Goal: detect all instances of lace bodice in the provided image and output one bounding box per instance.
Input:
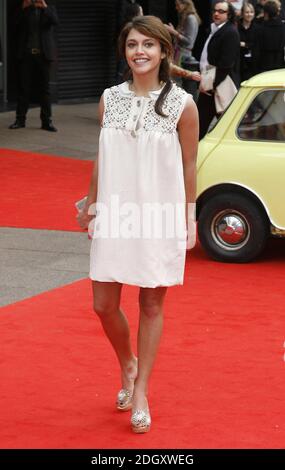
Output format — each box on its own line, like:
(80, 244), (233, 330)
(102, 81), (188, 135)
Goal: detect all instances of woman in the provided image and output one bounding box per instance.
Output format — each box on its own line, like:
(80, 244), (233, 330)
(165, 0), (201, 67)
(77, 15), (198, 434)
(238, 2), (259, 81)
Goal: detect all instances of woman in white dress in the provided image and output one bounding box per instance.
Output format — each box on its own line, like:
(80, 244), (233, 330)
(77, 15), (199, 434)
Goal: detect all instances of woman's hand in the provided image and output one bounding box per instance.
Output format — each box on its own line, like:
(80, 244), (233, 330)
(164, 23), (177, 36)
(191, 71), (201, 82)
(76, 210), (94, 230)
(187, 220), (196, 250)
(186, 203), (196, 250)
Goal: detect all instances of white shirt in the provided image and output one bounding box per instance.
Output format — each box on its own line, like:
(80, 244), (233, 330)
(199, 22), (227, 72)
(231, 1), (244, 10)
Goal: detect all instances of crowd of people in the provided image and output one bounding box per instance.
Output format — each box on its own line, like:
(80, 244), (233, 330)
(118, 1), (284, 138)
(236, 0), (285, 80)
(5, 0), (285, 134)
(193, 0), (285, 138)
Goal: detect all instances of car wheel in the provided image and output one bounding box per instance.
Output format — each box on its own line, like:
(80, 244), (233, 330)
(198, 193), (269, 262)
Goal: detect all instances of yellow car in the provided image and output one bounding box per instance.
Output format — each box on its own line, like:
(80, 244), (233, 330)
(197, 69), (285, 262)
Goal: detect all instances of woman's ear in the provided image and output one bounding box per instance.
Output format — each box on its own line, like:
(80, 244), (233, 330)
(161, 52), (166, 59)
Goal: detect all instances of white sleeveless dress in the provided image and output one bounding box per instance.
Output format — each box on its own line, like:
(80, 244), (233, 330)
(89, 81), (190, 288)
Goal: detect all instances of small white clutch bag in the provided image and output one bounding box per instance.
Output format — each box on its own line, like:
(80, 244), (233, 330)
(75, 196), (88, 212)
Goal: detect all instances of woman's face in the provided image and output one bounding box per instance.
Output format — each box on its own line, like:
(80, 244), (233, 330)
(243, 6), (255, 22)
(125, 28), (165, 77)
(175, 1), (186, 14)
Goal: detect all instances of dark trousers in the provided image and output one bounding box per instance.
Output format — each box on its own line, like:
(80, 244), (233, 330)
(16, 52), (52, 124)
(197, 91), (217, 140)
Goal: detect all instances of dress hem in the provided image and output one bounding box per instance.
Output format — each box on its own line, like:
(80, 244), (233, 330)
(89, 275), (184, 288)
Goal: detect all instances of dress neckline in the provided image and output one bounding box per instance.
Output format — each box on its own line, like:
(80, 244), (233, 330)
(118, 81), (165, 99)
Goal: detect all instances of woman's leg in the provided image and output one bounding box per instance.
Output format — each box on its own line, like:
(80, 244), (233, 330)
(132, 286), (168, 411)
(92, 281), (137, 394)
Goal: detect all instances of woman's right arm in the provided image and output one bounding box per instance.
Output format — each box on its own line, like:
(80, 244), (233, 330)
(76, 94), (104, 229)
(170, 63), (201, 81)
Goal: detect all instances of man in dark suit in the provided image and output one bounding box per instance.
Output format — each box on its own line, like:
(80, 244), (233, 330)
(281, 0), (285, 20)
(255, 1), (285, 72)
(197, 1), (240, 139)
(9, 0), (59, 132)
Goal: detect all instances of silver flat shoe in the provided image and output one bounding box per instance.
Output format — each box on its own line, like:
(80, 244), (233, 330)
(131, 408), (151, 433)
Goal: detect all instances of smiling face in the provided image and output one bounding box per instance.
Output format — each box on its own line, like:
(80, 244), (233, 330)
(125, 28), (165, 77)
(242, 4), (255, 22)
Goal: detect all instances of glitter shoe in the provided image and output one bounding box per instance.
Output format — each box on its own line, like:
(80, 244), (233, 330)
(131, 408), (151, 433)
(116, 358), (137, 411)
(116, 388), (133, 411)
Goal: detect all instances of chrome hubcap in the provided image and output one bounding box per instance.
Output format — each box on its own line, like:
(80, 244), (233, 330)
(211, 210), (250, 251)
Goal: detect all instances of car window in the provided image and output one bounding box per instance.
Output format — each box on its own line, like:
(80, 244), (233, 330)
(237, 90), (285, 142)
(206, 92), (240, 134)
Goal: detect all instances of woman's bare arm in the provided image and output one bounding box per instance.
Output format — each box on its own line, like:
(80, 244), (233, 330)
(177, 96), (199, 247)
(76, 95), (104, 229)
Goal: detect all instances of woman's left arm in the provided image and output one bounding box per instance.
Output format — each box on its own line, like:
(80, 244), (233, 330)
(177, 96), (199, 248)
(179, 15), (198, 50)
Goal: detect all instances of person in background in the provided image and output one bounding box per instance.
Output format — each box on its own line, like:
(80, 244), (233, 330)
(255, 0), (285, 71)
(254, 0), (267, 21)
(165, 1), (201, 97)
(116, 1), (143, 83)
(254, 0), (282, 20)
(281, 0), (285, 19)
(228, 0), (244, 16)
(238, 2), (259, 81)
(118, 0), (143, 33)
(9, 0), (59, 132)
(165, 0), (201, 67)
(197, 1), (240, 139)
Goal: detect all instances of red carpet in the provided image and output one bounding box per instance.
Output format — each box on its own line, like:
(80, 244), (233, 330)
(1, 243), (285, 449)
(0, 149), (92, 231)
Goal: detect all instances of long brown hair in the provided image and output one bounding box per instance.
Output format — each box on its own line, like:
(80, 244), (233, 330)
(177, 0), (201, 28)
(118, 15), (173, 117)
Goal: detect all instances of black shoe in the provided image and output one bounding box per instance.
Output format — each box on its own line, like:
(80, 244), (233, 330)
(41, 122), (58, 132)
(9, 120), (25, 129)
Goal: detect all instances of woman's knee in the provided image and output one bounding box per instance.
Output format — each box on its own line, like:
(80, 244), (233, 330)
(139, 287), (167, 319)
(93, 299), (118, 318)
(92, 281), (122, 318)
(139, 298), (163, 319)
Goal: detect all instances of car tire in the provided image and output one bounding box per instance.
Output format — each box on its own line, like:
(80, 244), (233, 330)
(198, 193), (269, 262)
